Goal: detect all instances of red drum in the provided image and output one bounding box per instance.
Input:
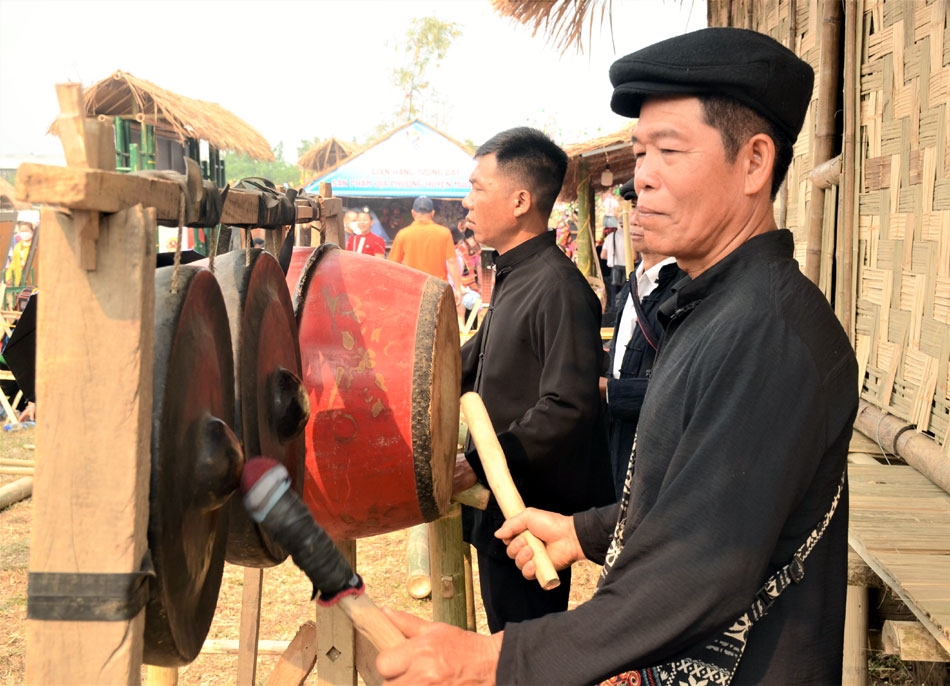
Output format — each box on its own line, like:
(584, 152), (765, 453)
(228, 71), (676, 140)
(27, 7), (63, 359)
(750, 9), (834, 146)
(286, 244), (460, 540)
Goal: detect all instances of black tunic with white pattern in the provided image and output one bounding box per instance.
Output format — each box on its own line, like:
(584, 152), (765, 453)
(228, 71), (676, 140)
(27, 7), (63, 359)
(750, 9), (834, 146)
(499, 230), (858, 685)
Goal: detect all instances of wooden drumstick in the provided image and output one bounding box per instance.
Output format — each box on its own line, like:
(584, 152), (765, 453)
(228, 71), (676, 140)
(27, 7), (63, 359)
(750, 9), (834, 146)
(459, 392), (561, 590)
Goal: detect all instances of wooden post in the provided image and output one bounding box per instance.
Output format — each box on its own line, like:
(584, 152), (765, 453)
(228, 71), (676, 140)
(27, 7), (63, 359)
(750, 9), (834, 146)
(317, 539), (358, 686)
(428, 505), (468, 629)
(146, 666), (179, 685)
(24, 85), (155, 684)
(237, 567), (265, 685)
(319, 183), (345, 248)
(843, 585), (868, 685)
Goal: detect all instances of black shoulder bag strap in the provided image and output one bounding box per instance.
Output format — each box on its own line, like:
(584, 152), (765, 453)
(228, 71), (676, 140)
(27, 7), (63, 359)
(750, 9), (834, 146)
(630, 275), (659, 351)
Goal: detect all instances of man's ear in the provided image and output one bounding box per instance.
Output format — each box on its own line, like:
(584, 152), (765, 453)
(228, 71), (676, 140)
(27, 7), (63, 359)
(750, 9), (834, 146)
(512, 189), (532, 218)
(744, 133), (775, 196)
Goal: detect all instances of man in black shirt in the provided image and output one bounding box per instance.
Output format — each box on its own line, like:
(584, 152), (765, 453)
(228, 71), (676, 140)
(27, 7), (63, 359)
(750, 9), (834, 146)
(378, 29), (856, 685)
(451, 127), (613, 633)
(602, 180), (684, 498)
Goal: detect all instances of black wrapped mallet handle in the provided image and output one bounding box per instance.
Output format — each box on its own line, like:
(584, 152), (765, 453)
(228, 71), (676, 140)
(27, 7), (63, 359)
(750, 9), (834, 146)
(241, 456), (405, 650)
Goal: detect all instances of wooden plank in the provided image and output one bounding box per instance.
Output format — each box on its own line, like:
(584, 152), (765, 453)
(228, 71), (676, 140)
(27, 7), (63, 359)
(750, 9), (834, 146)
(882, 620), (950, 661)
(848, 462), (950, 654)
(15, 163), (182, 217)
(219, 188), (261, 225)
(265, 621), (317, 686)
(15, 164), (318, 228)
(24, 204), (155, 683)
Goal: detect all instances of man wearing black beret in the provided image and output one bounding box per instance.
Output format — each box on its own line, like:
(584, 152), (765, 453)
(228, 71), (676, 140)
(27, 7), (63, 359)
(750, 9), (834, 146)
(377, 27), (858, 685)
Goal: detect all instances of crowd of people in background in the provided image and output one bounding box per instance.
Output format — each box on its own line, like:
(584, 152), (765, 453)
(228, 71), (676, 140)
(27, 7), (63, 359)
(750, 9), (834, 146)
(341, 188), (626, 332)
(1, 214), (39, 428)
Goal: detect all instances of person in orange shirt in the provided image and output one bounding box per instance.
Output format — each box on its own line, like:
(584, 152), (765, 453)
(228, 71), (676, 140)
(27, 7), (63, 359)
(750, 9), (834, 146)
(388, 196), (461, 305)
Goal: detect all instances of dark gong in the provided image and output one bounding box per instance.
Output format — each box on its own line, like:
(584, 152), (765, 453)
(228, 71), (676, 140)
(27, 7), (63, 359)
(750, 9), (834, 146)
(211, 249), (309, 567)
(143, 265), (243, 666)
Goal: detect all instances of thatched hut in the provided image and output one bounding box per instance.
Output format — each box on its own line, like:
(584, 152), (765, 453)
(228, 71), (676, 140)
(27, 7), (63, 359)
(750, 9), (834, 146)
(49, 70), (273, 184)
(297, 138), (355, 176)
(560, 122), (636, 203)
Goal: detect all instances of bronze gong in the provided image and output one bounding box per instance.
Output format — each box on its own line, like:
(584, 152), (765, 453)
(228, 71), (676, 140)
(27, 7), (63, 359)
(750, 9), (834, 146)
(214, 249), (309, 567)
(143, 265), (243, 666)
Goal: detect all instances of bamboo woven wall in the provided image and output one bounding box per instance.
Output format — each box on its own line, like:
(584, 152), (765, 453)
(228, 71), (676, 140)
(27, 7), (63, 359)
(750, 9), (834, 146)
(710, 0), (950, 449)
(853, 0), (949, 448)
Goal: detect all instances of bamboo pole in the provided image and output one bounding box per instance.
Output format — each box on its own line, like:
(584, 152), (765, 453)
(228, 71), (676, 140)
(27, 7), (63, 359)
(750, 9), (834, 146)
(775, 0), (798, 231)
(463, 545), (476, 632)
(406, 524), (432, 599)
(803, 0), (843, 285)
(853, 400), (950, 494)
(0, 476), (32, 511)
(0, 466), (33, 476)
(811, 156), (842, 189)
(0, 457), (36, 466)
(204, 639), (291, 656)
(839, 0), (859, 339)
(428, 505), (468, 629)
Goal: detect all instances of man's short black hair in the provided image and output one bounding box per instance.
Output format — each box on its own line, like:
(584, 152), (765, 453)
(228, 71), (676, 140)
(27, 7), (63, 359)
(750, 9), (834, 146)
(475, 127), (567, 218)
(698, 94), (793, 200)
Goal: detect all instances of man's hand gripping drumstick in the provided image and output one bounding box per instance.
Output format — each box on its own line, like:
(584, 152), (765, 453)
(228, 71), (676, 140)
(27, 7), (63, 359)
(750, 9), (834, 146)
(459, 392), (563, 590)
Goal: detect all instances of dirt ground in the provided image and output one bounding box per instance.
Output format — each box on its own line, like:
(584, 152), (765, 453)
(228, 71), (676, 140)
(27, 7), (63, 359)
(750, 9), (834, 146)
(0, 425), (601, 684)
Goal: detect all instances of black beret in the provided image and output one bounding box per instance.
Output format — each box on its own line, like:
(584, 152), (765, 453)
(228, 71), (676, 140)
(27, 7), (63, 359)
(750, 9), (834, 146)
(618, 177), (637, 202)
(609, 27), (814, 143)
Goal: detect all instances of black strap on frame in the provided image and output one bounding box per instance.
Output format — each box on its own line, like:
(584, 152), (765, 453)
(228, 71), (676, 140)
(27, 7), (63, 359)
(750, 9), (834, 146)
(27, 553), (155, 622)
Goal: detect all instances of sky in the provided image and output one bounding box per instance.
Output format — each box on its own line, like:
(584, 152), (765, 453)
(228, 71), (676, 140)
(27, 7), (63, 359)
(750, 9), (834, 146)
(0, 0), (706, 164)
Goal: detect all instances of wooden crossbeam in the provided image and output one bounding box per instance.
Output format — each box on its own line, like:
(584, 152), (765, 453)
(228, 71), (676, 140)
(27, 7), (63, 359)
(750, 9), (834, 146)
(15, 163), (329, 227)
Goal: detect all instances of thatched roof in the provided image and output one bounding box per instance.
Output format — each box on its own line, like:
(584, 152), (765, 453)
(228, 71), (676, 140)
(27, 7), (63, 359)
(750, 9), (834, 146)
(0, 177), (31, 211)
(491, 0), (615, 54)
(560, 121), (636, 202)
(297, 138), (355, 173)
(49, 70), (273, 161)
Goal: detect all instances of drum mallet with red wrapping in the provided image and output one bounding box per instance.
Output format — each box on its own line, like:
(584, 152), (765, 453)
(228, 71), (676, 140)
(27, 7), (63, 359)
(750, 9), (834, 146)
(240, 456), (405, 650)
(459, 392), (561, 590)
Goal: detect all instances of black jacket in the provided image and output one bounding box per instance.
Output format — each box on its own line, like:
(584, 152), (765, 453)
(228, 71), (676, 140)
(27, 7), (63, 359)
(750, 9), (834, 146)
(605, 261), (685, 498)
(499, 230), (857, 685)
(461, 231), (614, 558)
